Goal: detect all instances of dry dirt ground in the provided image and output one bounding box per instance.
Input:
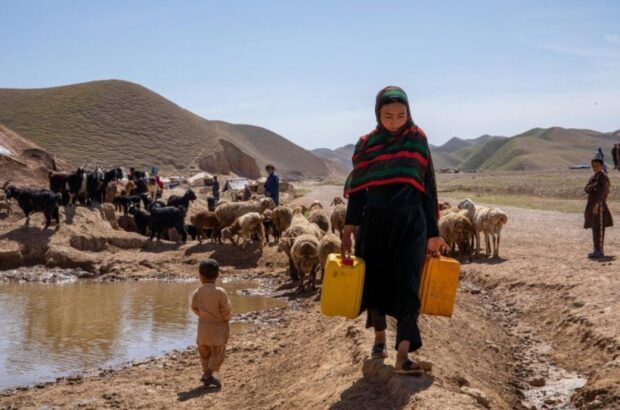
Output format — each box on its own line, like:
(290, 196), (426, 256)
(0, 183), (618, 409)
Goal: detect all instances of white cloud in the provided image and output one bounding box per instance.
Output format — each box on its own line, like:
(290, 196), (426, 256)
(606, 34), (620, 45)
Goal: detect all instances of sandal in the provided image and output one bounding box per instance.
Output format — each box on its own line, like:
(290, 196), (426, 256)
(201, 376), (222, 388)
(371, 343), (388, 359)
(395, 359), (423, 375)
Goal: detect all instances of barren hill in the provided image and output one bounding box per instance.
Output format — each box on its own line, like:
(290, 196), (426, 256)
(0, 124), (73, 187)
(311, 144), (354, 172)
(0, 80), (330, 179)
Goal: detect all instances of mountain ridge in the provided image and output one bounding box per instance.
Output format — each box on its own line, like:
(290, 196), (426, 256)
(0, 80), (332, 179)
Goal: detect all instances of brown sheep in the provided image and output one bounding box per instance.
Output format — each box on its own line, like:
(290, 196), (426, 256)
(278, 213), (323, 281)
(190, 211), (222, 243)
(262, 208), (274, 243)
(124, 180), (137, 195)
(222, 212), (265, 251)
(271, 205), (293, 242)
(291, 234), (320, 292)
(215, 200), (272, 228)
(309, 200), (323, 211)
(439, 208), (475, 261)
(293, 205), (308, 215)
(330, 197), (345, 206)
(330, 204), (346, 238)
(318, 232), (341, 281)
(308, 208), (329, 233)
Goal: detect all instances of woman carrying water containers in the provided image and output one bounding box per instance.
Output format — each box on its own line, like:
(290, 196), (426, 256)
(339, 86), (449, 375)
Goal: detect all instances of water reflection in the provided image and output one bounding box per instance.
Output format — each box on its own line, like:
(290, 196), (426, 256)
(0, 279), (284, 390)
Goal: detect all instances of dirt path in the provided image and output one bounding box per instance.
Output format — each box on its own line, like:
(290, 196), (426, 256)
(1, 185), (619, 409)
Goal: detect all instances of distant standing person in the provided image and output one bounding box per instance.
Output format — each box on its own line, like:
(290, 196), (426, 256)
(612, 144), (619, 170)
(594, 148), (608, 173)
(212, 176), (220, 202)
(264, 164), (280, 206)
(584, 158), (613, 258)
(191, 259), (232, 388)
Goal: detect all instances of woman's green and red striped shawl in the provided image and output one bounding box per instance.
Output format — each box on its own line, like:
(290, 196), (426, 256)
(343, 125), (432, 198)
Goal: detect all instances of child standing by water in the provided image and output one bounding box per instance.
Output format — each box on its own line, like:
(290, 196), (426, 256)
(191, 259), (232, 388)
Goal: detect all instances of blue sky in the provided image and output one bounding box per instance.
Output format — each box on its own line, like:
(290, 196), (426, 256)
(1, 1), (619, 149)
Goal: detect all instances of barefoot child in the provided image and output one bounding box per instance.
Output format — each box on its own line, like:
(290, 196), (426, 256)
(191, 259), (232, 387)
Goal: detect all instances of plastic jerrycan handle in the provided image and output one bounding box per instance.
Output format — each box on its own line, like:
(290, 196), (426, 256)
(342, 253), (354, 266)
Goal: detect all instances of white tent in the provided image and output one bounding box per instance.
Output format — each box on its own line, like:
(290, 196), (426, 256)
(188, 171), (213, 187)
(0, 145), (12, 156)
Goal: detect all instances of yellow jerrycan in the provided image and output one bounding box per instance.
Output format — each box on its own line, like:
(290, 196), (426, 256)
(320, 254), (365, 319)
(419, 255), (461, 317)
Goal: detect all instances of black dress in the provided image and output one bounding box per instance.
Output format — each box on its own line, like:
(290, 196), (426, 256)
(345, 175), (439, 352)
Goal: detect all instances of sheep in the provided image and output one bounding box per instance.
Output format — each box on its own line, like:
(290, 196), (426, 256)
(308, 207), (330, 233)
(438, 201), (452, 211)
(214, 200), (273, 228)
(293, 205), (308, 215)
(0, 200), (12, 215)
(167, 189), (197, 209)
(262, 208), (274, 243)
(439, 208), (475, 261)
(458, 198), (508, 258)
(190, 211), (222, 243)
(221, 212), (265, 251)
(330, 204), (346, 238)
(291, 234), (320, 292)
(259, 197), (276, 212)
(318, 232), (341, 281)
(309, 200), (323, 211)
(148, 206), (187, 242)
(99, 203), (119, 230)
(128, 205), (150, 235)
(105, 181), (122, 203)
(4, 184), (61, 229)
(271, 205), (293, 242)
(278, 212), (324, 281)
(124, 180), (137, 196)
(330, 197), (345, 206)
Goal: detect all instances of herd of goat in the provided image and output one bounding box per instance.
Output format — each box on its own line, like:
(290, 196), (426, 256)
(0, 165), (508, 292)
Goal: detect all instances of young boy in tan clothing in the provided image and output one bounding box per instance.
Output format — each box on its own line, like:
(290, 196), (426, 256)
(191, 259), (232, 388)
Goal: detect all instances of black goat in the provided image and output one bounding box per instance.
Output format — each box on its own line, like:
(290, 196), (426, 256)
(128, 205), (150, 235)
(86, 168), (104, 204)
(112, 195), (141, 216)
(148, 205), (187, 242)
(67, 167), (88, 205)
(5, 184), (61, 229)
(135, 178), (148, 195)
(167, 189), (197, 209)
(97, 167), (124, 203)
(147, 200), (167, 212)
(49, 167), (86, 206)
(140, 193), (153, 209)
(185, 224), (199, 241)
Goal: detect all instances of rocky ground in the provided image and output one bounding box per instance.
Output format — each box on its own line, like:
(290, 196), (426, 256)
(0, 183), (618, 409)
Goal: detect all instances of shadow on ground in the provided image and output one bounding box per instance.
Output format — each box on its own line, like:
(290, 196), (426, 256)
(329, 359), (433, 409)
(176, 384), (221, 402)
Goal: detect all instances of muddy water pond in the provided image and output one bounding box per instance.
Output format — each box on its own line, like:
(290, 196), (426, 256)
(0, 279), (285, 390)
